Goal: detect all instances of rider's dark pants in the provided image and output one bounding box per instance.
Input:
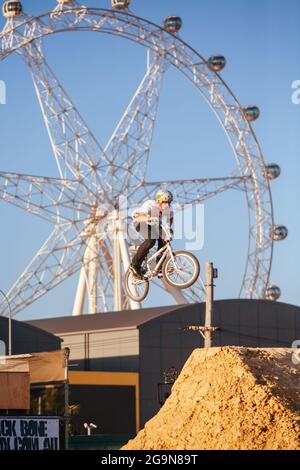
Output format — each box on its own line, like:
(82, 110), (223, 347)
(131, 222), (165, 269)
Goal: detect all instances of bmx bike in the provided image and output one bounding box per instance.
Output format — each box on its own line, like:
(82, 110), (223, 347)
(124, 221), (200, 302)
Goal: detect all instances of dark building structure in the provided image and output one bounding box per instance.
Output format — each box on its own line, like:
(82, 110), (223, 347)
(27, 299), (300, 431)
(0, 316), (61, 355)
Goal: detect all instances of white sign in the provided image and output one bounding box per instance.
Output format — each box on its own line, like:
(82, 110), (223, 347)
(0, 418), (60, 451)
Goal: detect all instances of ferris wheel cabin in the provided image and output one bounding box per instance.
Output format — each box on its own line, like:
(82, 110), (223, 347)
(271, 225), (288, 241)
(2, 1), (23, 18)
(265, 285), (281, 301)
(111, 0), (131, 9)
(264, 163), (281, 180)
(208, 55), (226, 72)
(243, 105), (260, 122)
(164, 16), (183, 33)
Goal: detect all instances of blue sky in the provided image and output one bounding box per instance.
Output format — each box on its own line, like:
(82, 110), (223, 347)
(0, 0), (299, 319)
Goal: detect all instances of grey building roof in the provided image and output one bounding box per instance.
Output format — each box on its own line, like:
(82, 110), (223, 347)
(26, 299), (300, 337)
(26, 304), (188, 334)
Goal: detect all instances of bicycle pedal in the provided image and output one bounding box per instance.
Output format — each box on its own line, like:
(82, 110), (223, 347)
(129, 266), (143, 279)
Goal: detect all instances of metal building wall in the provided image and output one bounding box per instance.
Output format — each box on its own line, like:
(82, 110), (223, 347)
(59, 328), (139, 372)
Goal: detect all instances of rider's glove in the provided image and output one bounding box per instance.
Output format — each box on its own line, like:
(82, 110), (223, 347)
(148, 216), (160, 226)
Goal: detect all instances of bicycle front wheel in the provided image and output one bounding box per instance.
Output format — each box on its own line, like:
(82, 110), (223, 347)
(162, 251), (200, 289)
(125, 269), (149, 302)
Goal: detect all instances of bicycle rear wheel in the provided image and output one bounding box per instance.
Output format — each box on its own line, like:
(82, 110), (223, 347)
(125, 268), (149, 302)
(162, 251), (200, 289)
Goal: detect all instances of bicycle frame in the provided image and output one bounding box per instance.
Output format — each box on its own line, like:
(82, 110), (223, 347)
(143, 223), (176, 280)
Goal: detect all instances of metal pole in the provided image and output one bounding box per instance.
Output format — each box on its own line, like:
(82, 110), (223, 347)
(204, 262), (214, 348)
(113, 211), (122, 311)
(0, 289), (12, 355)
(64, 347), (70, 450)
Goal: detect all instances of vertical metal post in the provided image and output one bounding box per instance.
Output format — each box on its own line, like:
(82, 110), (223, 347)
(113, 211), (122, 311)
(38, 396), (42, 416)
(204, 262), (214, 348)
(8, 305), (11, 356)
(0, 289), (12, 355)
(64, 348), (70, 451)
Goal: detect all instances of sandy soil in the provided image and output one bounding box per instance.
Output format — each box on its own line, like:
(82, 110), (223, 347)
(122, 347), (300, 450)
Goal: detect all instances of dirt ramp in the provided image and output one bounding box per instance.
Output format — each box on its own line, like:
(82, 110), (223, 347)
(123, 347), (300, 450)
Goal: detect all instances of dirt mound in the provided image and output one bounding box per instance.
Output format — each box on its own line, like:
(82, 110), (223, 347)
(123, 347), (300, 450)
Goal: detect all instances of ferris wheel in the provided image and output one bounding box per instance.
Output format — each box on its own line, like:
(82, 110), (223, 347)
(0, 0), (288, 317)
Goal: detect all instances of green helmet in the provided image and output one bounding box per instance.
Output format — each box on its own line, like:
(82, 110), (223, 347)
(155, 189), (173, 203)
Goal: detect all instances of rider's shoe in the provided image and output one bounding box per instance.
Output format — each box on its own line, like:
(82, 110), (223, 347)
(129, 265), (143, 280)
(157, 271), (163, 279)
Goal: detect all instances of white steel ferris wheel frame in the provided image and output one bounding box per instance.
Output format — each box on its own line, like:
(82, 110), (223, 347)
(0, 3), (274, 317)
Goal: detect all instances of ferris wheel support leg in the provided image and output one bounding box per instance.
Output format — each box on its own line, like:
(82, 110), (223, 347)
(88, 235), (98, 314)
(161, 278), (189, 305)
(118, 224), (141, 310)
(73, 238), (96, 316)
(113, 216), (122, 312)
(72, 265), (87, 316)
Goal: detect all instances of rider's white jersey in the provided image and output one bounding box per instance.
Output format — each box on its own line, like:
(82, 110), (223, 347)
(132, 199), (173, 229)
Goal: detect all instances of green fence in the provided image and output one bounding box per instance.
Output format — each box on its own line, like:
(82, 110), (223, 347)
(69, 434), (134, 450)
